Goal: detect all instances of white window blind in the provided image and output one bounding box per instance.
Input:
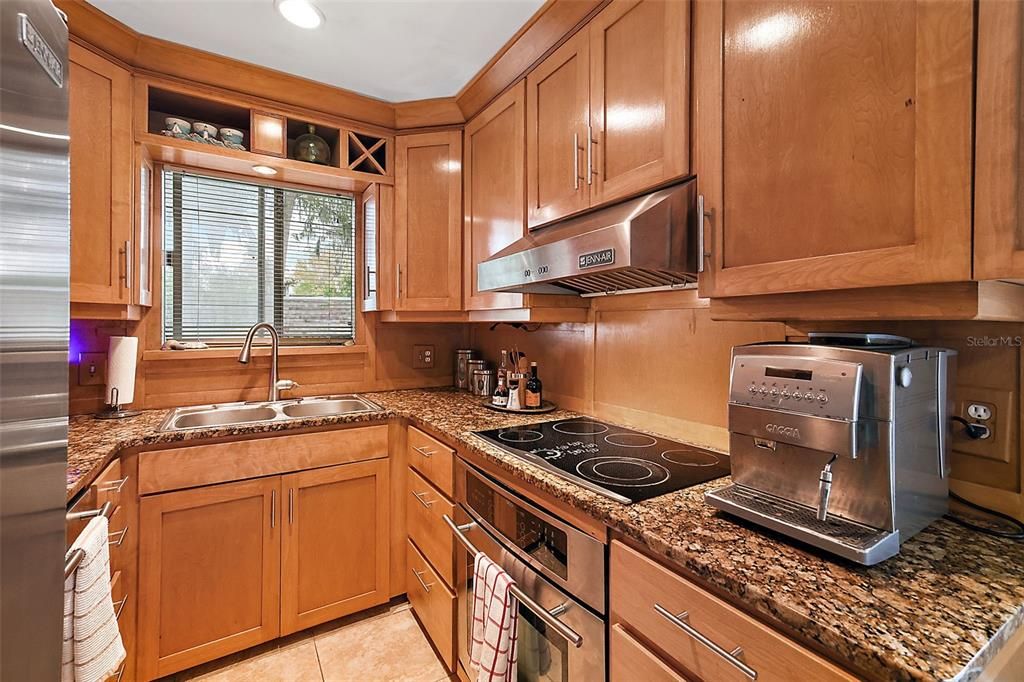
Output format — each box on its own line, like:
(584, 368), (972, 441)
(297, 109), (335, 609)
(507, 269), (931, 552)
(162, 170), (356, 344)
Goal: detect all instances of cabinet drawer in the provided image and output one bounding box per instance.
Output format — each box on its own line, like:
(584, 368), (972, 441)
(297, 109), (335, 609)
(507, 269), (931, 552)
(406, 467), (455, 587)
(407, 539), (455, 670)
(407, 426), (455, 496)
(611, 623), (691, 682)
(610, 542), (856, 682)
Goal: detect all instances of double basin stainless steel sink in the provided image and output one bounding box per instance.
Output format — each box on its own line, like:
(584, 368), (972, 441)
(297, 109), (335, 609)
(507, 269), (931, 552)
(158, 394), (382, 432)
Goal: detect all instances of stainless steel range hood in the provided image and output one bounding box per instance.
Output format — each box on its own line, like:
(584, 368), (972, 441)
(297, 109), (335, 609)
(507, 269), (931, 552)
(477, 179), (698, 296)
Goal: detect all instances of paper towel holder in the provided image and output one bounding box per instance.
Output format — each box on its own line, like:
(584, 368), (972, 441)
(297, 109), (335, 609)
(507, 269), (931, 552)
(95, 336), (142, 420)
(95, 386), (141, 420)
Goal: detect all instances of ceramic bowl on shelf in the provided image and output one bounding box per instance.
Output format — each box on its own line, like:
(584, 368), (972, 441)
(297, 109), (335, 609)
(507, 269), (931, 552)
(219, 128), (243, 145)
(192, 121), (218, 140)
(164, 117), (191, 135)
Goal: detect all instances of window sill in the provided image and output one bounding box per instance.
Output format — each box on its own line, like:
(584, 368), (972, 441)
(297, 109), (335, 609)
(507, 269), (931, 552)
(142, 345), (369, 362)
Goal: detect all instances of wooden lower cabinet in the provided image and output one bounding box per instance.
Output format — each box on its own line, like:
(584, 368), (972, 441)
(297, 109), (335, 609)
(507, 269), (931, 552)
(138, 477), (280, 680)
(610, 541), (856, 682)
(281, 460), (390, 635)
(138, 459), (391, 680)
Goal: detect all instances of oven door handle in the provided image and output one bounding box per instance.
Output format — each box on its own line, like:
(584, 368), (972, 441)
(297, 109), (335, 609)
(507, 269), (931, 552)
(443, 514), (584, 649)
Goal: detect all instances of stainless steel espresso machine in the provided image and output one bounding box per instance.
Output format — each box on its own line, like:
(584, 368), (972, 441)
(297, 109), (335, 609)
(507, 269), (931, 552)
(706, 333), (956, 565)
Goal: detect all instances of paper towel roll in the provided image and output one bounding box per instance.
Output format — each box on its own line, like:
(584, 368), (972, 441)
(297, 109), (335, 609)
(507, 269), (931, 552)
(106, 337), (138, 406)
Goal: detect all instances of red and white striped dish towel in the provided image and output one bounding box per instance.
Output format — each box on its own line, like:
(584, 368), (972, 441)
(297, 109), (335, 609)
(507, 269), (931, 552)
(62, 516), (126, 682)
(470, 552), (519, 682)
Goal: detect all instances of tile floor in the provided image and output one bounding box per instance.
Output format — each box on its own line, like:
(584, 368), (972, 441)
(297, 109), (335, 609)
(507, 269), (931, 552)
(161, 601), (453, 682)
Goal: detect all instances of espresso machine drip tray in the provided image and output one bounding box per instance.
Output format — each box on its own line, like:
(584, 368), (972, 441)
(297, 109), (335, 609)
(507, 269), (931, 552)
(706, 483), (901, 565)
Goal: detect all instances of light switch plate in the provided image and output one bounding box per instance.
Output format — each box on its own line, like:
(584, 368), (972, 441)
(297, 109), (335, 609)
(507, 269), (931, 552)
(413, 345), (434, 369)
(78, 352), (106, 386)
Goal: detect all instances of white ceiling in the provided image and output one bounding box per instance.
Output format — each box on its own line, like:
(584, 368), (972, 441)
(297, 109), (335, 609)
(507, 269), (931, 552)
(90, 0), (545, 102)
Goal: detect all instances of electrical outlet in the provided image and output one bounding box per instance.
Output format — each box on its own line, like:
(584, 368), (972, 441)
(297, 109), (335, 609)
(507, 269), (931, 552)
(953, 388), (1011, 463)
(78, 352), (106, 386)
(967, 403), (993, 421)
(413, 344), (434, 369)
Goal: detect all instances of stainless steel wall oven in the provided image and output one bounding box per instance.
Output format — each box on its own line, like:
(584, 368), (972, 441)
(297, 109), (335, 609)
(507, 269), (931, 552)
(447, 460), (606, 682)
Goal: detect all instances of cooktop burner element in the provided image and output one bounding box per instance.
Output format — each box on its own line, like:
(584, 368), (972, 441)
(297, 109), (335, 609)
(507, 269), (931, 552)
(661, 448), (722, 467)
(474, 417), (730, 504)
(497, 429), (544, 443)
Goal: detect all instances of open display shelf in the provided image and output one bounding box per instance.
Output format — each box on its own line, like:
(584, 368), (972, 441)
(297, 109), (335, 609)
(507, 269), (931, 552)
(141, 83), (393, 189)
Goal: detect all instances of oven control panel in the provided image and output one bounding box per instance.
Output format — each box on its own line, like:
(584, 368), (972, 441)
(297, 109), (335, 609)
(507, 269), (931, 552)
(730, 354), (863, 421)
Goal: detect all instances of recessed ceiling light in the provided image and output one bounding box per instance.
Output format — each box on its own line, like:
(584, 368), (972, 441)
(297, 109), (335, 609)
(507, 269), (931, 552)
(275, 0), (324, 29)
(252, 165), (278, 176)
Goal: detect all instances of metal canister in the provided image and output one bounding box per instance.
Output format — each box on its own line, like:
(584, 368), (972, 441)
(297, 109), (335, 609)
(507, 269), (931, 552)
(472, 369), (496, 397)
(455, 349), (477, 390)
(465, 360), (487, 393)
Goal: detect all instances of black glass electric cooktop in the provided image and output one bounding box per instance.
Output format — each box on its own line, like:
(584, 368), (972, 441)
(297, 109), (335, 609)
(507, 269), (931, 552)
(473, 417), (730, 504)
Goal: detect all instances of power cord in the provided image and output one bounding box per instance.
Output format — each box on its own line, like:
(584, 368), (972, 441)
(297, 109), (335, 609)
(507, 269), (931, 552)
(942, 416), (1023, 539)
(950, 415), (990, 440)
(945, 491), (1024, 540)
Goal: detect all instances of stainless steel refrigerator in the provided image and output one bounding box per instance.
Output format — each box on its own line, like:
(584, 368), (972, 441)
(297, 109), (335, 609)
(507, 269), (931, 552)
(0, 1), (69, 678)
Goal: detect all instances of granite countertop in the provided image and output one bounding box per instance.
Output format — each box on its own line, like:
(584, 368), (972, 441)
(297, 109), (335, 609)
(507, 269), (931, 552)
(68, 388), (1024, 681)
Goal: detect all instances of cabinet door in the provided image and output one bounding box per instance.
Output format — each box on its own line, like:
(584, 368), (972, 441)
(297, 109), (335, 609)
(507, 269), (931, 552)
(69, 43), (133, 305)
(362, 183), (380, 311)
(394, 131), (463, 311)
(695, 0), (973, 298)
(138, 477), (280, 680)
(526, 29), (591, 228)
(975, 0), (1024, 281)
(133, 145), (155, 307)
(280, 460), (390, 635)
(589, 0), (690, 205)
(464, 81), (527, 311)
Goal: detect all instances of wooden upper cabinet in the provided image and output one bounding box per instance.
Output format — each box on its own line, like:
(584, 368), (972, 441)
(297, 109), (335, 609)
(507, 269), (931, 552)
(589, 0), (690, 205)
(280, 460), (390, 635)
(138, 477), (280, 680)
(695, 0), (974, 298)
(526, 29), (591, 228)
(250, 111), (287, 157)
(975, 0), (1024, 282)
(464, 81), (527, 311)
(394, 131), (463, 311)
(69, 43), (133, 305)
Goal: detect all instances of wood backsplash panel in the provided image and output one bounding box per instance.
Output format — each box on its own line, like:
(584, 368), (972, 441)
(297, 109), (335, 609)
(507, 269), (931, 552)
(372, 321), (470, 388)
(470, 322), (591, 411)
(592, 308), (784, 450)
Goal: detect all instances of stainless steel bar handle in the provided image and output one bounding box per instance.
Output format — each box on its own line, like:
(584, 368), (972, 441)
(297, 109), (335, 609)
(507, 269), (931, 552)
(413, 445), (435, 458)
(396, 264), (401, 300)
(108, 526), (128, 548)
(288, 488), (294, 525)
(123, 240), (132, 287)
(411, 567), (433, 593)
(654, 603), (758, 680)
(697, 194), (708, 274)
(113, 594), (128, 620)
(572, 133), (580, 190)
(586, 125), (594, 185)
(97, 476), (129, 494)
(66, 500), (114, 522)
(412, 490), (434, 508)
(442, 514), (584, 649)
(270, 489), (276, 529)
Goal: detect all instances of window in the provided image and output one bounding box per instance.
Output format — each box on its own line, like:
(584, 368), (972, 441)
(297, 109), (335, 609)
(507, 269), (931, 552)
(162, 170), (356, 345)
